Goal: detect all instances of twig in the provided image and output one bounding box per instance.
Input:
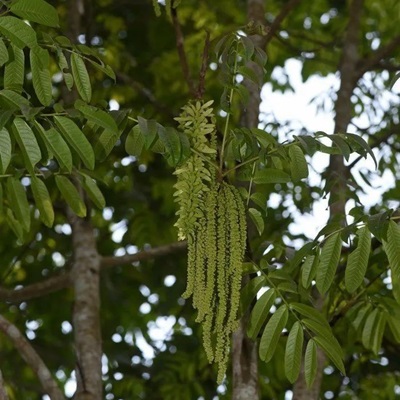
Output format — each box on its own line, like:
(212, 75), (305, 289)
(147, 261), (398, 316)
(0, 315), (64, 400)
(171, 7), (196, 96)
(0, 242), (187, 303)
(195, 31), (211, 100)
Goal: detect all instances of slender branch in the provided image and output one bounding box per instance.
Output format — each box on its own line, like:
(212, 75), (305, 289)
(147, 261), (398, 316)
(0, 315), (64, 400)
(195, 31), (211, 100)
(116, 71), (174, 118)
(171, 7), (196, 97)
(0, 242), (187, 303)
(264, 0), (302, 45)
(101, 241), (187, 269)
(356, 34), (400, 78)
(0, 369), (8, 400)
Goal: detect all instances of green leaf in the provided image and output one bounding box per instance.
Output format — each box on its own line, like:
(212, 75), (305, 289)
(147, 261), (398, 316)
(301, 254), (318, 289)
(138, 117), (158, 149)
(54, 116), (95, 170)
(35, 124), (72, 172)
(291, 303), (331, 330)
(288, 144), (308, 181)
(240, 275), (267, 315)
(345, 227), (371, 293)
(250, 192), (267, 210)
(12, 118), (41, 173)
(158, 126), (181, 166)
(371, 311), (386, 355)
(4, 44), (24, 92)
(30, 46), (52, 106)
(313, 335), (345, 375)
(304, 339), (318, 388)
(383, 221), (400, 304)
(55, 175), (86, 217)
(316, 232), (342, 294)
(0, 16), (37, 48)
(75, 100), (118, 134)
(259, 305), (288, 362)
(10, 0), (59, 27)
(30, 175), (54, 227)
(6, 208), (25, 241)
(87, 58), (116, 80)
(294, 135), (318, 156)
(80, 173), (106, 209)
(248, 208), (264, 235)
(387, 315), (400, 342)
(288, 242), (316, 271)
(0, 89), (30, 110)
(0, 128), (11, 174)
(254, 169), (291, 184)
(352, 303), (372, 332)
(125, 125), (144, 157)
(94, 129), (121, 161)
(326, 133), (351, 161)
(7, 177), (30, 232)
(361, 308), (379, 351)
(344, 132), (377, 168)
(251, 128), (277, 148)
(247, 289), (276, 340)
(0, 38), (9, 66)
(285, 321), (304, 383)
(71, 52), (92, 102)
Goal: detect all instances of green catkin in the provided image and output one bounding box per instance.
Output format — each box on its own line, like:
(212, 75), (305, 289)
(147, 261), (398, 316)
(174, 101), (247, 383)
(204, 186), (218, 313)
(215, 184), (227, 364)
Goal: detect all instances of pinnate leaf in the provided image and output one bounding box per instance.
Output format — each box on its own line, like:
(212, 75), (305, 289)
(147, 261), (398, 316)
(345, 227), (371, 293)
(285, 321), (304, 383)
(247, 289), (276, 340)
(10, 0), (59, 27)
(259, 305), (288, 362)
(55, 176), (86, 217)
(31, 175), (54, 227)
(71, 52), (92, 102)
(316, 232), (342, 294)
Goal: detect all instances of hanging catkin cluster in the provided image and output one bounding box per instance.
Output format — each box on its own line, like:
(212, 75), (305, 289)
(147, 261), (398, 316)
(174, 101), (247, 382)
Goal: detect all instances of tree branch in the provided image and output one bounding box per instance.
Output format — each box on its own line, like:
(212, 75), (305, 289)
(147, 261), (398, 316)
(194, 31), (211, 100)
(116, 71), (175, 119)
(0, 242), (187, 303)
(0, 315), (64, 400)
(357, 34), (400, 78)
(264, 0), (302, 45)
(171, 7), (196, 97)
(0, 369), (8, 400)
(101, 241), (187, 269)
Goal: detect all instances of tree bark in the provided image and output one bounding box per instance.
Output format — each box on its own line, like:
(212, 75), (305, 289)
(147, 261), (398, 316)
(293, 1), (364, 398)
(232, 2), (266, 399)
(69, 213), (102, 400)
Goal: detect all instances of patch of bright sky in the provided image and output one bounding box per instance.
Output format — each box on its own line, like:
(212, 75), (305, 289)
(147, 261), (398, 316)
(260, 58), (399, 241)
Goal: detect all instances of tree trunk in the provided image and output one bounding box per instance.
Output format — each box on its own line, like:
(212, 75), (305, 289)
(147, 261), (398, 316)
(292, 1), (364, 398)
(69, 213), (102, 400)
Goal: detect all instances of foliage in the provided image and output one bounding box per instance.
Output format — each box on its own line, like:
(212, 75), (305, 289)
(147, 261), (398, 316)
(0, 0), (400, 399)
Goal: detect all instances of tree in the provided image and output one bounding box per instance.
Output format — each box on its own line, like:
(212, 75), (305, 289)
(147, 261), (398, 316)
(0, 0), (400, 399)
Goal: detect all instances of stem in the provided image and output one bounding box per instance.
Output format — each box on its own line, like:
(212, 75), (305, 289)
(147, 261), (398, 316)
(222, 156), (259, 177)
(219, 39), (240, 173)
(246, 162), (257, 207)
